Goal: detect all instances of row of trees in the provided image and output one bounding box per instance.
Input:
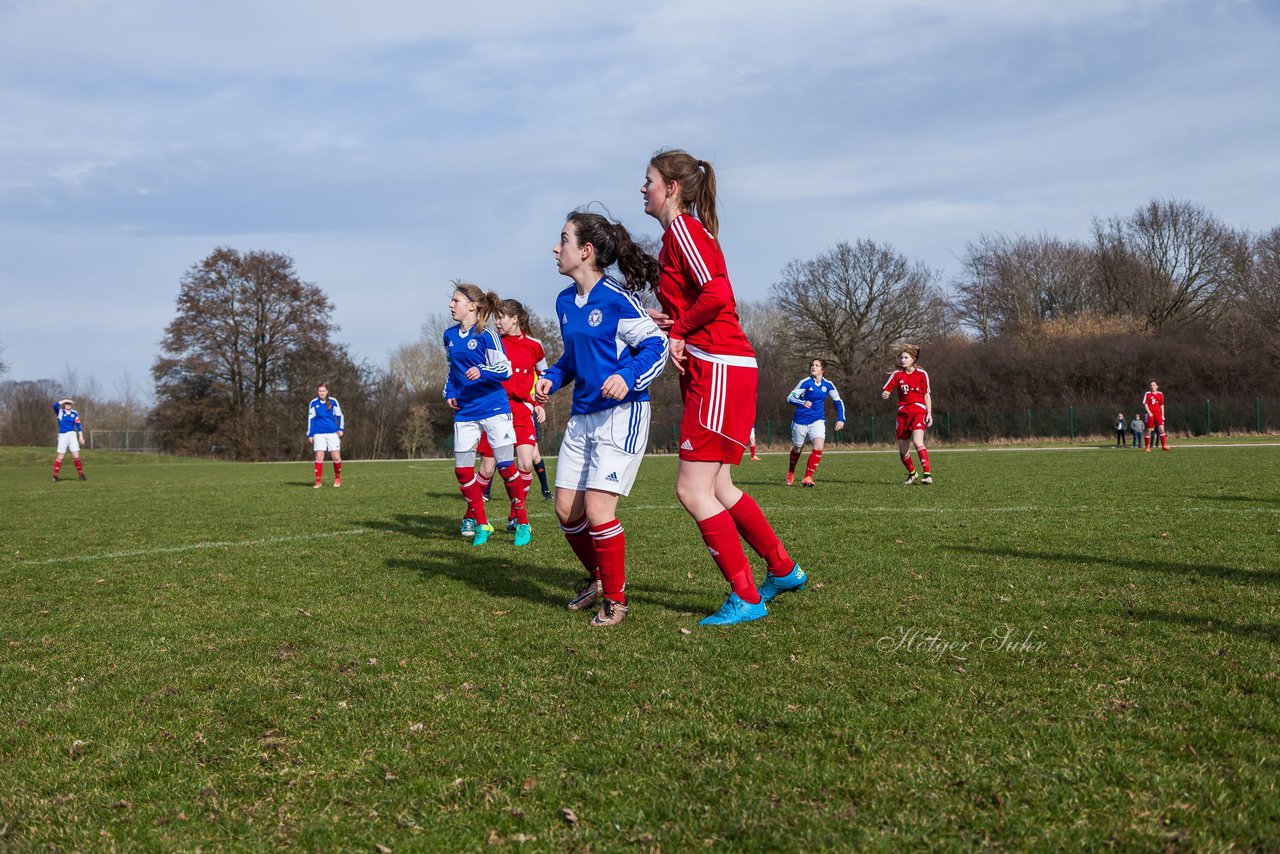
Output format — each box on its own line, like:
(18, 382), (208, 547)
(3, 198), (1277, 456)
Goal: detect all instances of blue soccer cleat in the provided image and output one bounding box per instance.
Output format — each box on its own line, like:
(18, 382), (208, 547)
(506, 516), (518, 533)
(460, 517), (477, 539)
(699, 592), (768, 626)
(758, 564), (807, 603)
(472, 523), (495, 546)
(513, 523), (531, 547)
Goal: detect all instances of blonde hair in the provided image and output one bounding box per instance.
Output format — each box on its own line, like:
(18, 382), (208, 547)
(893, 343), (921, 364)
(452, 281), (502, 328)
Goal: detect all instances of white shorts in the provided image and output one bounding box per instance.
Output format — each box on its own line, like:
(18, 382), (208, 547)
(312, 433), (341, 453)
(555, 400), (650, 497)
(57, 432), (81, 454)
(455, 413), (516, 457)
(791, 420), (825, 447)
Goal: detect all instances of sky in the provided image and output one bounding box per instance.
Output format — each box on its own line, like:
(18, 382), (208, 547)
(2, 0), (1278, 402)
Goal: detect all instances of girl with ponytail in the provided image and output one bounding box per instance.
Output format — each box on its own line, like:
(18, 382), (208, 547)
(642, 148), (805, 626)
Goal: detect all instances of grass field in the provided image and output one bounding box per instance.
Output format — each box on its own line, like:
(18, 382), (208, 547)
(2, 442), (1278, 851)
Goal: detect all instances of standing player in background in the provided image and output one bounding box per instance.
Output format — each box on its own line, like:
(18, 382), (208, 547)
(444, 282), (522, 547)
(51, 398), (87, 482)
(493, 299), (547, 544)
(535, 210), (667, 627)
(881, 344), (933, 485)
(307, 383), (344, 488)
(643, 149), (805, 626)
(1143, 381), (1168, 451)
(786, 358), (846, 487)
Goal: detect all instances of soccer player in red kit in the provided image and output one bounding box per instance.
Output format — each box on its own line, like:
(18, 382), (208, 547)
(881, 344), (934, 485)
(1143, 380), (1167, 451)
(643, 148), (805, 626)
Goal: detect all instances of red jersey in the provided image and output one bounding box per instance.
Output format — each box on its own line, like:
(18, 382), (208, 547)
(883, 368), (930, 411)
(500, 334), (547, 405)
(657, 213), (755, 359)
(1143, 390), (1165, 420)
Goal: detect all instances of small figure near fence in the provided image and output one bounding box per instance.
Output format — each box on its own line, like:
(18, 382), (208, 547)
(307, 383), (344, 488)
(51, 398), (87, 482)
(786, 358), (845, 486)
(1130, 413), (1145, 448)
(1114, 412), (1127, 447)
(881, 344), (933, 485)
(1143, 381), (1168, 451)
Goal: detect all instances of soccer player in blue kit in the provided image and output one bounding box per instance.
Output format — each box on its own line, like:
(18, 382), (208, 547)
(785, 358), (845, 487)
(51, 398), (87, 482)
(535, 210), (668, 627)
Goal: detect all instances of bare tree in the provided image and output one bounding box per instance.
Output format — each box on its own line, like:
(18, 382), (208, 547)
(151, 247), (336, 459)
(769, 239), (944, 375)
(1091, 199), (1246, 332)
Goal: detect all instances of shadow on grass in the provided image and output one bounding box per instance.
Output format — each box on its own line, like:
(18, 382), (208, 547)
(948, 544), (1280, 587)
(1127, 608), (1280, 644)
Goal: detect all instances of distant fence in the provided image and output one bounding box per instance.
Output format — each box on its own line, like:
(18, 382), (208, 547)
(90, 429), (160, 452)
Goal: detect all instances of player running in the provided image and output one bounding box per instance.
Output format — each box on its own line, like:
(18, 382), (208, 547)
(535, 210), (667, 628)
(881, 344), (934, 485)
(51, 398), (87, 482)
(307, 383), (344, 488)
(1143, 381), (1168, 451)
(786, 358), (846, 487)
(643, 148), (805, 626)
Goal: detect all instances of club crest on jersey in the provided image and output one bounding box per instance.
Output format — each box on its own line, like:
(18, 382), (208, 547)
(588, 309), (603, 327)
(561, 313), (568, 325)
(468, 339), (478, 350)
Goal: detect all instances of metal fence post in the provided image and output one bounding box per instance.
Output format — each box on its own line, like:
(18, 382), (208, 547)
(1069, 406), (1075, 440)
(1206, 399), (1212, 435)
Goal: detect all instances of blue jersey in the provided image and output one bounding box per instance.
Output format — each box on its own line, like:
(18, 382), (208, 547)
(53, 404), (82, 433)
(307, 397), (344, 436)
(788, 376), (845, 426)
(541, 277), (668, 415)
(443, 323), (513, 421)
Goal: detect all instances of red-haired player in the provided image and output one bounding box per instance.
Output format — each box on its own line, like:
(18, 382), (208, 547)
(881, 344), (934, 485)
(643, 148), (804, 626)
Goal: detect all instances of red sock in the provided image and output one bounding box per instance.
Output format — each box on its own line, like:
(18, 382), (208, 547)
(560, 516), (599, 581)
(804, 450), (822, 479)
(1145, 435), (1151, 449)
(1160, 433), (1167, 449)
(314, 461), (323, 483)
(74, 458), (83, 475)
(750, 443), (757, 457)
(520, 470), (533, 509)
(727, 494), (793, 575)
(500, 464), (527, 525)
(917, 447), (929, 473)
(333, 461), (341, 480)
(53, 460), (62, 477)
(590, 520), (626, 603)
(697, 511), (760, 604)
(901, 453), (916, 473)
(455, 467), (488, 525)
(788, 448), (801, 473)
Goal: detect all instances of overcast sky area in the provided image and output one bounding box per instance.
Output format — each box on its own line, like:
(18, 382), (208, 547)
(2, 0), (1278, 401)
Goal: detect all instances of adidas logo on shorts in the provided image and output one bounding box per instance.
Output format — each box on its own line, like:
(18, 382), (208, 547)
(605, 472), (619, 482)
(680, 439), (693, 451)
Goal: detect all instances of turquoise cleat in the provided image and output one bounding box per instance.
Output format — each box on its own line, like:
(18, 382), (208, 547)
(699, 592), (768, 626)
(758, 564), (807, 603)
(460, 517), (477, 539)
(513, 523), (532, 547)
(472, 523), (495, 546)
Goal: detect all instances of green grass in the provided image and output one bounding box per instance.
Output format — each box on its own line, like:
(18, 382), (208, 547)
(1, 443), (1278, 851)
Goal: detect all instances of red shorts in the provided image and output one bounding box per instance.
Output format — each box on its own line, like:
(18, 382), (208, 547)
(1146, 416), (1164, 429)
(678, 354), (757, 465)
(476, 402), (537, 456)
(896, 408), (928, 440)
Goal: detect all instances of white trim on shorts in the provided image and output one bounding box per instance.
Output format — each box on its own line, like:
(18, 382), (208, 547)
(554, 400), (650, 496)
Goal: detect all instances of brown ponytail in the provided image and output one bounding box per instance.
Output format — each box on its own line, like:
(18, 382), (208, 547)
(565, 210), (660, 292)
(650, 149), (720, 239)
(452, 281), (502, 328)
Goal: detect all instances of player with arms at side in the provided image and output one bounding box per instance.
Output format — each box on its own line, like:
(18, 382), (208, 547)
(535, 210), (667, 627)
(643, 148), (805, 626)
(307, 383), (344, 488)
(1143, 380), (1168, 451)
(881, 344), (933, 485)
(51, 398), (87, 482)
(444, 282), (522, 547)
(786, 358), (846, 487)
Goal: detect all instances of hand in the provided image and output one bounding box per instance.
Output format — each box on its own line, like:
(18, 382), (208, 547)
(465, 366), (481, 381)
(534, 404), (547, 424)
(804, 401), (812, 408)
(648, 308), (674, 330)
(881, 391), (890, 400)
(925, 414), (933, 427)
(668, 337), (687, 375)
(600, 374), (628, 400)
(835, 421), (844, 431)
(337, 431), (343, 437)
(308, 436), (314, 444)
(534, 378), (552, 404)
(446, 398), (460, 410)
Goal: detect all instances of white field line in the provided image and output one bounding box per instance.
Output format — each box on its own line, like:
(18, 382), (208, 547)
(24, 528), (373, 566)
(619, 504), (1280, 515)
